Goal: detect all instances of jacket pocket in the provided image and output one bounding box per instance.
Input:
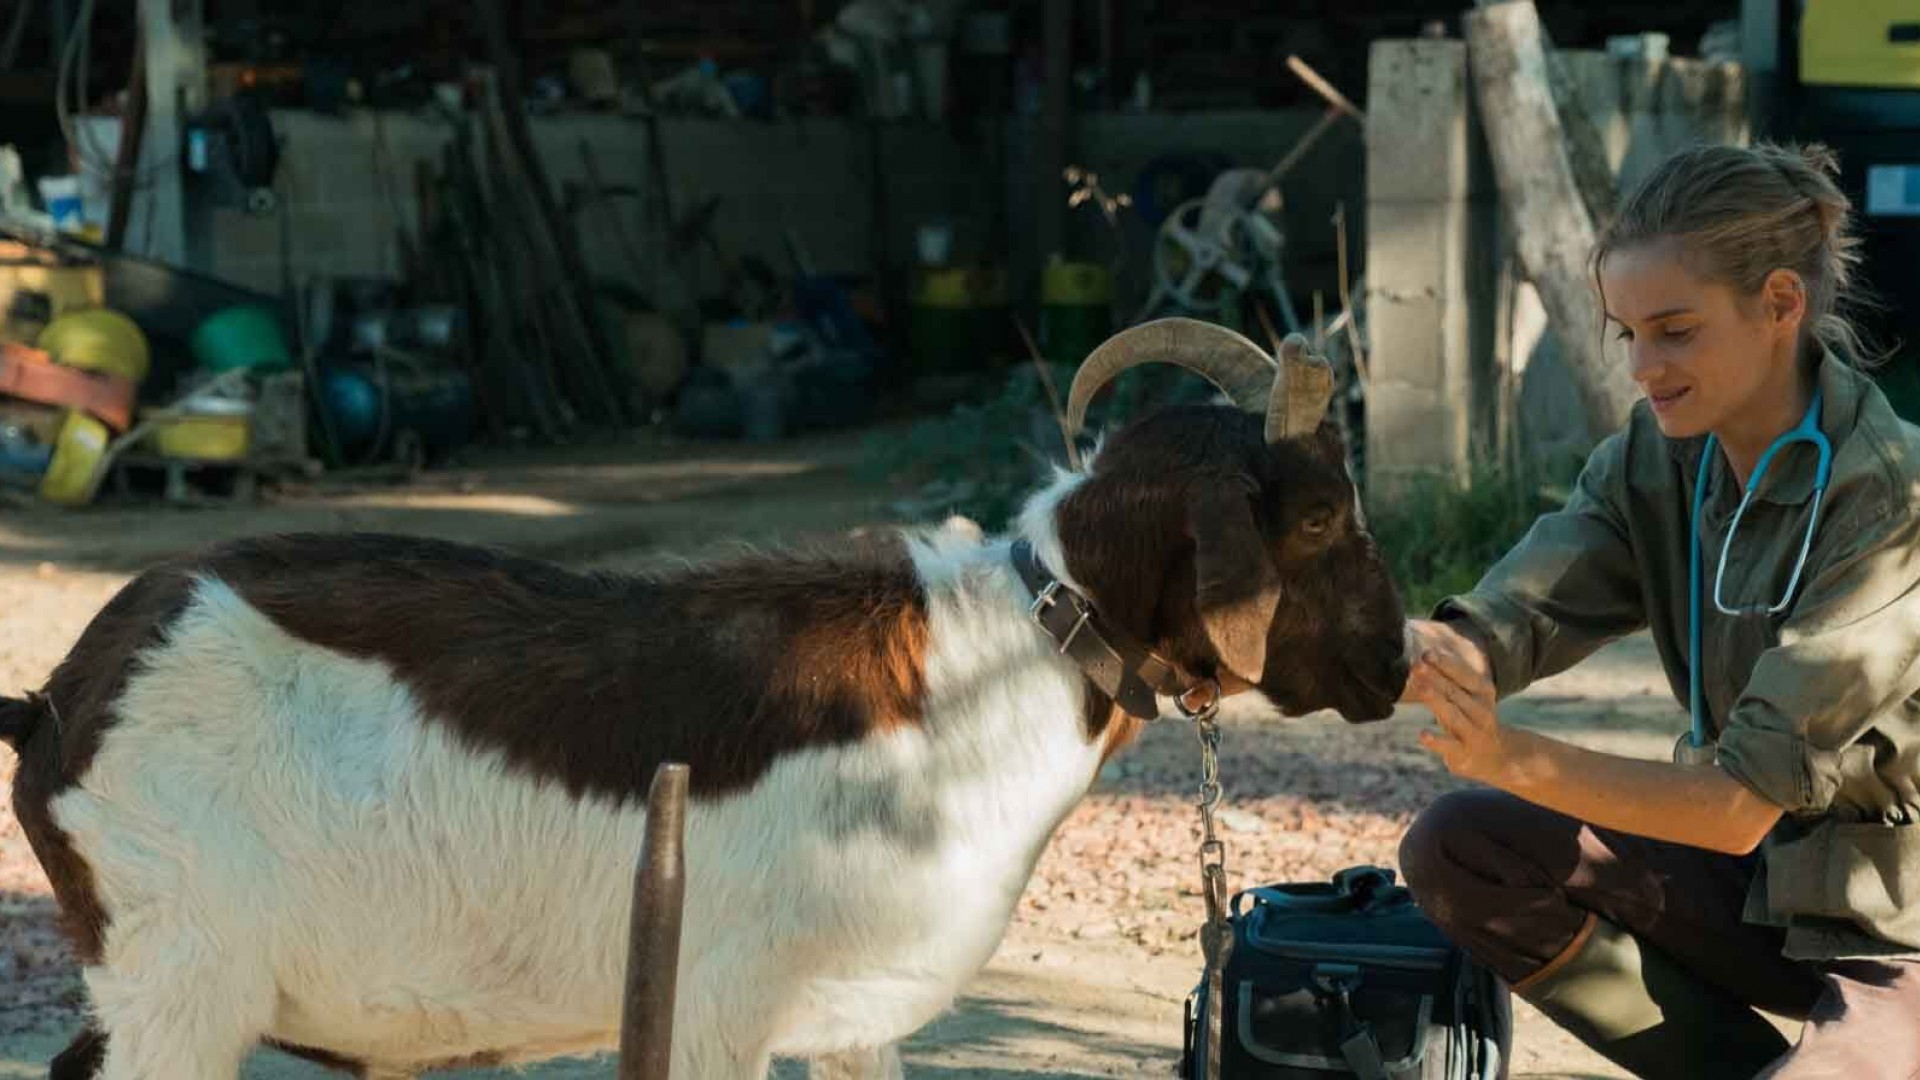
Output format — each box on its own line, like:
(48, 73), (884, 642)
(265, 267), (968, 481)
(1767, 818), (1920, 949)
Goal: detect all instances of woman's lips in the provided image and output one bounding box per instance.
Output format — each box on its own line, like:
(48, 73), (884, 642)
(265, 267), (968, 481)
(1647, 386), (1691, 414)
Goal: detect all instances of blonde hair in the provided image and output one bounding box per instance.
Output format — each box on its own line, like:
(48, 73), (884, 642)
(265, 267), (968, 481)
(1592, 141), (1876, 366)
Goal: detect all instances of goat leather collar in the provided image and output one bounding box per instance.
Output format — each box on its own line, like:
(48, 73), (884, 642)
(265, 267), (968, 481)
(1010, 538), (1190, 720)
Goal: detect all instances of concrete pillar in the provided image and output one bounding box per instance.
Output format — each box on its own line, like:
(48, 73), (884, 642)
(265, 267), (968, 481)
(1363, 40), (1499, 490)
(139, 0), (205, 269)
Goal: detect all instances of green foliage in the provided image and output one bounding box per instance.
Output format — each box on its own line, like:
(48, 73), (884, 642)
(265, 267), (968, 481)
(1366, 453), (1585, 615)
(862, 363), (1218, 530)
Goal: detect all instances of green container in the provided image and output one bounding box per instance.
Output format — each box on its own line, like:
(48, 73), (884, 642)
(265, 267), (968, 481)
(909, 266), (1009, 374)
(190, 304), (293, 374)
(1038, 259), (1112, 366)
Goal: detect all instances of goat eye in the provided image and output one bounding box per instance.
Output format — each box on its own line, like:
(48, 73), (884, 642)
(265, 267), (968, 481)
(1301, 510), (1334, 536)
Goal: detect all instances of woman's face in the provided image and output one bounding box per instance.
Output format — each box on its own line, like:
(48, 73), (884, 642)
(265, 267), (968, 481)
(1599, 238), (1805, 442)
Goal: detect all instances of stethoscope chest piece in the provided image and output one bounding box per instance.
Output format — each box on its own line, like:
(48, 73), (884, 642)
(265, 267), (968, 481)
(1673, 733), (1718, 766)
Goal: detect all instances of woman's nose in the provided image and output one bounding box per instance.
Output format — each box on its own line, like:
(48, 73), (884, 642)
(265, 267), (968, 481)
(1627, 340), (1665, 384)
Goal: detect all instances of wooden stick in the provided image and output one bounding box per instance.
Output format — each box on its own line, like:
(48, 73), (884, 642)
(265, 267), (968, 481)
(105, 24), (147, 251)
(474, 0), (631, 425)
(618, 763), (690, 1080)
(1014, 314), (1078, 471)
(1332, 202), (1368, 389)
(1286, 55), (1365, 124)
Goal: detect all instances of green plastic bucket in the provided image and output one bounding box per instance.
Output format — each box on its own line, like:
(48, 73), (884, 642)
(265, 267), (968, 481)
(190, 304), (293, 374)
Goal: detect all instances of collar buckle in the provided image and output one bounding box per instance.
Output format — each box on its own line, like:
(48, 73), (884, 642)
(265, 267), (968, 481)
(1176, 678), (1223, 721)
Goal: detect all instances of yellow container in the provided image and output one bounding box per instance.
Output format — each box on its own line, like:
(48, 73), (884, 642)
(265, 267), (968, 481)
(1041, 258), (1113, 306)
(0, 244), (104, 342)
(38, 409), (111, 506)
(151, 414), (251, 462)
(37, 309), (152, 384)
(1801, 0), (1920, 88)
(914, 266), (1009, 308)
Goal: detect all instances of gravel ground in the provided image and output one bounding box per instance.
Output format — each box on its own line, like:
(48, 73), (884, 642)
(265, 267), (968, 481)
(0, 433), (1690, 1076)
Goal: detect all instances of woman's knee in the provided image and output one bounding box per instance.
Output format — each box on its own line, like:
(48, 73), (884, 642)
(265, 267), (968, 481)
(1398, 788), (1562, 920)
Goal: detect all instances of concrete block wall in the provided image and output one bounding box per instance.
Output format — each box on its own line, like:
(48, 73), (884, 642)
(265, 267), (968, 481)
(1364, 40), (1748, 487)
(192, 111), (996, 298)
(1362, 40), (1498, 489)
(185, 106), (1360, 333)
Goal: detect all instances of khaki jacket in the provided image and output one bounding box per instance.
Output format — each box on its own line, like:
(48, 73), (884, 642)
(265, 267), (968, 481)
(1436, 352), (1920, 960)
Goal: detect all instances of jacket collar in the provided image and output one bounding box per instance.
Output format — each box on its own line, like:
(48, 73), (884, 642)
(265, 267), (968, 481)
(1665, 348), (1867, 507)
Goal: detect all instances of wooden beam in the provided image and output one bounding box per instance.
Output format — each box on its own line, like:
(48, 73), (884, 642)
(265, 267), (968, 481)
(1465, 0), (1639, 436)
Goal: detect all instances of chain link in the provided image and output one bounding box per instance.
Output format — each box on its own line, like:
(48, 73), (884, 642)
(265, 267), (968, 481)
(1179, 682), (1233, 1080)
(1196, 711), (1230, 927)
(1181, 685), (1231, 929)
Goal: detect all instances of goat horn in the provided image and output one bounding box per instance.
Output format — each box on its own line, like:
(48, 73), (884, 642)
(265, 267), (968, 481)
(1065, 317), (1276, 437)
(1266, 333), (1335, 443)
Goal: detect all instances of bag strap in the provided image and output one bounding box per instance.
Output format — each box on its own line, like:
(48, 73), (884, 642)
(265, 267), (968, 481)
(1339, 1027), (1391, 1080)
(1316, 964), (1392, 1080)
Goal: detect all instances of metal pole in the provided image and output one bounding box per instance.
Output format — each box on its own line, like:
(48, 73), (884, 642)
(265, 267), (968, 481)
(618, 762), (690, 1080)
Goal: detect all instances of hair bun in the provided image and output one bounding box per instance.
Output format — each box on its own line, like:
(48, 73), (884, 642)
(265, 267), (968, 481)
(1797, 142), (1842, 179)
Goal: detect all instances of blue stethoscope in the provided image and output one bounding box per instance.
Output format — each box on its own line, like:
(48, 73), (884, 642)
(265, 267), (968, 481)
(1679, 388), (1834, 764)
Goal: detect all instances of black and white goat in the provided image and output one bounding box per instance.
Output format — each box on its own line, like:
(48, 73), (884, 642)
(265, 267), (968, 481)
(1, 318), (1409, 1079)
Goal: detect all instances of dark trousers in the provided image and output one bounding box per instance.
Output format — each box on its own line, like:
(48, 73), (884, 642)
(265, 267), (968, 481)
(1399, 788), (1920, 1079)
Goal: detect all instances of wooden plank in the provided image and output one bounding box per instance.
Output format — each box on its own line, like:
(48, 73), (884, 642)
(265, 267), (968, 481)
(1465, 0), (1641, 436)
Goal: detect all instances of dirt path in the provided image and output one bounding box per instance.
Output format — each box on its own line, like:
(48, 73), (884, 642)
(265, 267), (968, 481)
(0, 429), (1713, 1077)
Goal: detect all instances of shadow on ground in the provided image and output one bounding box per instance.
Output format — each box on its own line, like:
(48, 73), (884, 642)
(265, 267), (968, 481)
(0, 427), (901, 575)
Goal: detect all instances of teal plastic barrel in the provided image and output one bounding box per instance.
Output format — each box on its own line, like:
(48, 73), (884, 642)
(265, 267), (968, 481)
(190, 304), (293, 374)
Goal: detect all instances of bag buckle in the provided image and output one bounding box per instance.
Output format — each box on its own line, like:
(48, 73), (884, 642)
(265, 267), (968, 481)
(1312, 962), (1362, 1002)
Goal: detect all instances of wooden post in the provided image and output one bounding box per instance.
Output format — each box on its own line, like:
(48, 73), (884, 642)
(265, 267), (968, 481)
(618, 762), (690, 1080)
(1465, 0), (1640, 437)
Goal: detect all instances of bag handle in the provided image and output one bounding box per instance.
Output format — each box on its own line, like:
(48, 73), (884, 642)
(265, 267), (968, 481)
(1333, 865), (1396, 904)
(1232, 865), (1402, 918)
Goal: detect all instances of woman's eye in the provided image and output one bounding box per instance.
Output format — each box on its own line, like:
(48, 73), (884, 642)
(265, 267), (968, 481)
(1664, 326), (1696, 342)
(1302, 512), (1333, 536)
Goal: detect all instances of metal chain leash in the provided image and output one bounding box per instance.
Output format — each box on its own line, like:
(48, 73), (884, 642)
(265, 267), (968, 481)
(1177, 681), (1233, 1080)
(1193, 703), (1229, 928)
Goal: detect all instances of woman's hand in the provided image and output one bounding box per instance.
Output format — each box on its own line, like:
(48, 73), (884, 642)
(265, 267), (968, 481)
(1398, 628), (1783, 855)
(1402, 620), (1513, 785)
(1401, 619), (1494, 705)
(1409, 643), (1516, 785)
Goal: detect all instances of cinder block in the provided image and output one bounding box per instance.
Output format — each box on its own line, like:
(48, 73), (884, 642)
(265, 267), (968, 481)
(1364, 202), (1457, 302)
(1366, 388), (1462, 475)
(1364, 293), (1450, 395)
(1366, 40), (1475, 204)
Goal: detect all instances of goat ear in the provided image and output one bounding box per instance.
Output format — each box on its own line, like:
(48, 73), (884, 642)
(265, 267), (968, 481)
(1187, 481), (1281, 683)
